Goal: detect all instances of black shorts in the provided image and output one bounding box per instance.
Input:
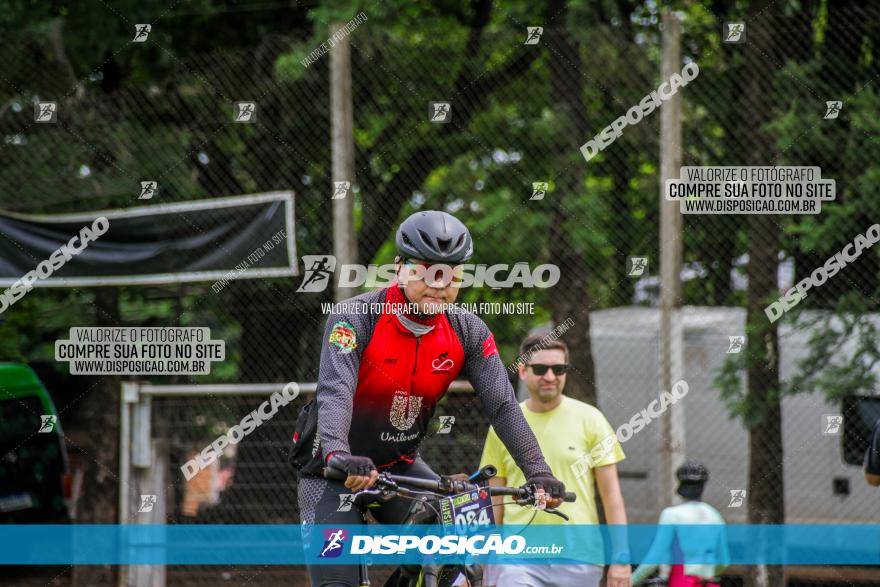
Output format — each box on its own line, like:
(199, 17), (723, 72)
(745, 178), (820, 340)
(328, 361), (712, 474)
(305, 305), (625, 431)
(297, 456), (439, 587)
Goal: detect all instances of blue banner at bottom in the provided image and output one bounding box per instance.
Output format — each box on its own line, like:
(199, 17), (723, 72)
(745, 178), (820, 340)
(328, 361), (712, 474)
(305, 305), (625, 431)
(1, 524), (879, 565)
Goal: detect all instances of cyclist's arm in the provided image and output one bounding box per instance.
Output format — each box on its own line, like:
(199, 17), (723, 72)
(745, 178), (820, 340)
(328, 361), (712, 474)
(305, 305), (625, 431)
(315, 311), (367, 461)
(716, 523), (730, 576)
(455, 313), (552, 479)
(487, 476), (506, 524)
(631, 510), (675, 584)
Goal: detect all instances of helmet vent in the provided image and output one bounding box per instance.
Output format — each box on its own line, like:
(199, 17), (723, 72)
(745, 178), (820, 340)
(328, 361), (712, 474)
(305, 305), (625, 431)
(454, 234), (465, 250)
(436, 237), (451, 252)
(401, 232), (415, 247)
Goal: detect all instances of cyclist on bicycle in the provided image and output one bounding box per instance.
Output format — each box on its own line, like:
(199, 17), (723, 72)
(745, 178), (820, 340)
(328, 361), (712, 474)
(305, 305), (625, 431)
(290, 210), (566, 587)
(631, 460), (729, 586)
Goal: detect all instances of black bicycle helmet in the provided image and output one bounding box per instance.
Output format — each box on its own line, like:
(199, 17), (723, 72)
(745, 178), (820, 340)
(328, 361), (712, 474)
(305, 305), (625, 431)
(396, 210), (474, 264)
(676, 459), (709, 484)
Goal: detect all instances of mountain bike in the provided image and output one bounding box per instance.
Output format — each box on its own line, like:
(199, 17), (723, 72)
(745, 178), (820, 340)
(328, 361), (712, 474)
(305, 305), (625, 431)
(324, 462), (576, 587)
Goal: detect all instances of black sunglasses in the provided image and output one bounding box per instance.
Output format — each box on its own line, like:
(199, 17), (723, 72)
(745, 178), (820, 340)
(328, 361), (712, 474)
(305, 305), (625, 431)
(527, 363), (569, 376)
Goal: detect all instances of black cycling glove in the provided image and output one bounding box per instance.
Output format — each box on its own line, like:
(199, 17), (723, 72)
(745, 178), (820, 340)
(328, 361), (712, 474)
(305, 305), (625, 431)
(526, 475), (566, 499)
(328, 452), (377, 477)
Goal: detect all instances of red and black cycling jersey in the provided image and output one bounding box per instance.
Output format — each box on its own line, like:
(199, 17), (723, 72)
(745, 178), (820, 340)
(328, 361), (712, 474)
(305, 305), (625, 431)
(299, 285), (552, 479)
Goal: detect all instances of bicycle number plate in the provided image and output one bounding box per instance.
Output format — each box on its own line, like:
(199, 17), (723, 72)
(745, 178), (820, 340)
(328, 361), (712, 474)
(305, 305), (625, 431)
(439, 489), (495, 532)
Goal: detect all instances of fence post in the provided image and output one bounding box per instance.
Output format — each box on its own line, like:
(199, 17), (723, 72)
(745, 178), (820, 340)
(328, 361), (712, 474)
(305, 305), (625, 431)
(118, 381), (138, 587)
(659, 12), (686, 510)
(129, 436), (168, 587)
(119, 385), (167, 587)
(330, 21), (358, 300)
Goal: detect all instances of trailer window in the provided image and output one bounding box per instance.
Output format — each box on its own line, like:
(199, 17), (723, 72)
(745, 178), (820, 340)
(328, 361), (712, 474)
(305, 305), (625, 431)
(843, 396), (880, 466)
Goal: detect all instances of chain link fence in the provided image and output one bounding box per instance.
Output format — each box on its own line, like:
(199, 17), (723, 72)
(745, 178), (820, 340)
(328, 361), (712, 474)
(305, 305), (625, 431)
(2, 2), (880, 585)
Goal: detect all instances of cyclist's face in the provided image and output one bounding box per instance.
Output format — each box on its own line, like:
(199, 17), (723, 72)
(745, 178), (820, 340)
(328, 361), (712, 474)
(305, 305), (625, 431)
(396, 258), (462, 314)
(519, 349), (567, 401)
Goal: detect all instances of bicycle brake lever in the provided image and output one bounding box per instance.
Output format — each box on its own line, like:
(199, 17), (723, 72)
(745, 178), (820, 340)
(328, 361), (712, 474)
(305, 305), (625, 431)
(545, 508), (570, 521)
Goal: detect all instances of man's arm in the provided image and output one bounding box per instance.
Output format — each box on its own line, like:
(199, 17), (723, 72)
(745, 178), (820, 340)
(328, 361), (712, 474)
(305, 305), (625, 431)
(596, 464), (631, 587)
(596, 464), (627, 524)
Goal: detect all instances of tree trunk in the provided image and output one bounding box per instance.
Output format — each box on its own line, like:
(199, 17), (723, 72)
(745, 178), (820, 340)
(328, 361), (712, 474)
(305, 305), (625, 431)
(744, 216), (784, 587)
(72, 287), (121, 587)
(546, 0), (597, 406)
(743, 3), (785, 586)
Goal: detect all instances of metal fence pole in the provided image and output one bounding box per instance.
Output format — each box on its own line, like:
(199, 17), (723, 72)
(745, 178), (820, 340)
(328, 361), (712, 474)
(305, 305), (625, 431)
(659, 12), (685, 510)
(118, 381), (138, 587)
(331, 21), (358, 301)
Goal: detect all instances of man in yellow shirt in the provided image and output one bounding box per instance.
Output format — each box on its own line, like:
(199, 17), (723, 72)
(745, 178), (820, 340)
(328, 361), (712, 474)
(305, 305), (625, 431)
(480, 334), (631, 587)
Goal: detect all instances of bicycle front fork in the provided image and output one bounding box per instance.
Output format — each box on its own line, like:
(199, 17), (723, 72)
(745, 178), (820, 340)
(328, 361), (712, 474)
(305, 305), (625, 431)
(358, 557), (370, 586)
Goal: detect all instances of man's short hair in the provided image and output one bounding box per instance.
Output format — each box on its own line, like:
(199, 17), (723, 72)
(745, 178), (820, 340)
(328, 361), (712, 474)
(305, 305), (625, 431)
(519, 332), (569, 364)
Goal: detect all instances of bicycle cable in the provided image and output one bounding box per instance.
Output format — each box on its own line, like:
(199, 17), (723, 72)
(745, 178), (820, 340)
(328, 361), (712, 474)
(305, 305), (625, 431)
(473, 499), (539, 534)
(385, 489), (444, 520)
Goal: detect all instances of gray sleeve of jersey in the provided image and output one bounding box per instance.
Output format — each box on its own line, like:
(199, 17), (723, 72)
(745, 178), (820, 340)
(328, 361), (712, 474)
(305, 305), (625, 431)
(315, 305), (372, 460)
(455, 311), (553, 480)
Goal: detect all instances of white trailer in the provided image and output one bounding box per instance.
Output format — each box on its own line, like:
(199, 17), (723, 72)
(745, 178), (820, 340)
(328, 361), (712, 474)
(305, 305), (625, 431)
(586, 306), (880, 526)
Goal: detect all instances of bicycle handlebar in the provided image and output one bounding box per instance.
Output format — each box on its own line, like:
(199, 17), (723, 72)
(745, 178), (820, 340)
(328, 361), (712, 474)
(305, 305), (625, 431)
(487, 486), (577, 503)
(323, 462), (576, 503)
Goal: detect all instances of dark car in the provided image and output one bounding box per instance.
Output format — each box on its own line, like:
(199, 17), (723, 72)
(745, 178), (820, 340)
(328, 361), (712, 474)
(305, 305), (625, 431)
(0, 363), (71, 523)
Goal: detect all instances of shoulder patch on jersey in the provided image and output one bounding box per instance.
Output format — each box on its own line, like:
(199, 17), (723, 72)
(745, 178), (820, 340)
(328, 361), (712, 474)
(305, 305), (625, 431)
(482, 333), (498, 357)
(329, 321), (357, 353)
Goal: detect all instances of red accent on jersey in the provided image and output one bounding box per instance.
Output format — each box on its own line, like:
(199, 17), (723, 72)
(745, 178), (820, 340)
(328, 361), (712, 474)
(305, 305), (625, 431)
(482, 333), (498, 357)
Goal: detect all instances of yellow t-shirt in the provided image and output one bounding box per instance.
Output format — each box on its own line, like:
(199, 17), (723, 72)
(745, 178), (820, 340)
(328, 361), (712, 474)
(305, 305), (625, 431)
(479, 395), (625, 526)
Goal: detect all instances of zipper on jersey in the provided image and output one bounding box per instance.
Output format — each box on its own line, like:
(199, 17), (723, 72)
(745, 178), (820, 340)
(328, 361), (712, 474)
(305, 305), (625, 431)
(412, 337), (420, 375)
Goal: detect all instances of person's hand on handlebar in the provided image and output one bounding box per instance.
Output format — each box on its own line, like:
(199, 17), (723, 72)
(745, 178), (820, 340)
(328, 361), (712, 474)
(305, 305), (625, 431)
(525, 474), (566, 509)
(327, 453), (378, 492)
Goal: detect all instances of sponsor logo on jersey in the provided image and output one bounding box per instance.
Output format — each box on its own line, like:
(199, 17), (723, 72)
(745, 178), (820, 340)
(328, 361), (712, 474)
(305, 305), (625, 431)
(380, 430), (420, 442)
(431, 351), (454, 373)
(389, 389), (421, 431)
(329, 321), (357, 353)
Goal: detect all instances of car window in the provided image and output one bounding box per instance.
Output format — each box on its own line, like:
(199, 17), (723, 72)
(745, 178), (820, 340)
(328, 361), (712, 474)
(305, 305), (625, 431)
(0, 395), (45, 444)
